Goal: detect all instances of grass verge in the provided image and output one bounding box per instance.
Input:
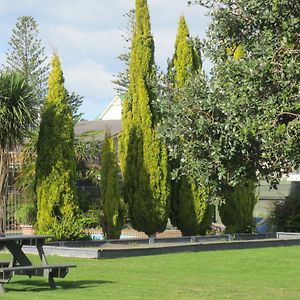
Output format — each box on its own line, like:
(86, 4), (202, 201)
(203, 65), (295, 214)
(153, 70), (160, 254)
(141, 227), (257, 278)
(0, 246), (300, 299)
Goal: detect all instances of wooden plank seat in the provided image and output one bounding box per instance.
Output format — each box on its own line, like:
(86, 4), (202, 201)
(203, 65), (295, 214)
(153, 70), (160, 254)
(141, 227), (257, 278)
(0, 264), (76, 289)
(0, 262), (10, 268)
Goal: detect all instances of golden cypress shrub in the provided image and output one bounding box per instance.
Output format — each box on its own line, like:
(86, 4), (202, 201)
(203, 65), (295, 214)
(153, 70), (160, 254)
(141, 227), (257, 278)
(118, 0), (170, 236)
(35, 54), (83, 240)
(100, 133), (124, 239)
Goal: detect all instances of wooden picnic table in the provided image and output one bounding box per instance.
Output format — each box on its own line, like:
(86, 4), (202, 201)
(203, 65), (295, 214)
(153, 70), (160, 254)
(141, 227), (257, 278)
(0, 234), (76, 293)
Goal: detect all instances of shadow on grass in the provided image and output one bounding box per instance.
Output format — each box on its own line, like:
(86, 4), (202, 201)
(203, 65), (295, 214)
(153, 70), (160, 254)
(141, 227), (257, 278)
(6, 279), (113, 293)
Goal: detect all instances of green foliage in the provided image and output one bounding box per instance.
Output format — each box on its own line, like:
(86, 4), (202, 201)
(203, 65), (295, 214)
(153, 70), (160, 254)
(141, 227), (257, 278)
(66, 91), (84, 122)
(50, 214), (90, 241)
(100, 133), (124, 239)
(15, 130), (38, 203)
(35, 54), (82, 240)
(270, 182), (300, 232)
(167, 16), (210, 235)
(119, 0), (170, 236)
(171, 177), (212, 235)
(219, 179), (258, 233)
(271, 195), (300, 232)
(0, 71), (37, 149)
(169, 15), (202, 88)
(0, 71), (37, 232)
(160, 0), (300, 205)
(15, 203), (36, 225)
(5, 16), (49, 104)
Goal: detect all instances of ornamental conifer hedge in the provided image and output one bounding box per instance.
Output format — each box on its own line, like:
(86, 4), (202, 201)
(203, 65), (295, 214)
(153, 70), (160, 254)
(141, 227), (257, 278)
(118, 0), (170, 237)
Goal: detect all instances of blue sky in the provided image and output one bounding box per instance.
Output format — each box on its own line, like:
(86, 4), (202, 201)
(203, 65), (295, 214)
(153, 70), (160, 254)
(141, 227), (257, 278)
(0, 0), (210, 120)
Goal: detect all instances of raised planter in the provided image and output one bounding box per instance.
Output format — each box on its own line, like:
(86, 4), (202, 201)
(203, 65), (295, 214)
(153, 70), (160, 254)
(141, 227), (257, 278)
(20, 225), (35, 235)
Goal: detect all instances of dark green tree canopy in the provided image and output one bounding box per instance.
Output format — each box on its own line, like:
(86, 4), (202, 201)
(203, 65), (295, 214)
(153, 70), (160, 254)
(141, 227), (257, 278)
(160, 0), (300, 202)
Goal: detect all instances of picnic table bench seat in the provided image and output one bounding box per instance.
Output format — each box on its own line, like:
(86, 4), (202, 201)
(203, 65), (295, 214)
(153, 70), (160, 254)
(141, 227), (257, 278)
(0, 264), (76, 290)
(0, 235), (76, 293)
(0, 261), (10, 268)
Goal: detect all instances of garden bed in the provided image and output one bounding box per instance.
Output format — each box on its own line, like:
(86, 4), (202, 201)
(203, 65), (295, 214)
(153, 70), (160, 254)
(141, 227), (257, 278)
(18, 232), (300, 259)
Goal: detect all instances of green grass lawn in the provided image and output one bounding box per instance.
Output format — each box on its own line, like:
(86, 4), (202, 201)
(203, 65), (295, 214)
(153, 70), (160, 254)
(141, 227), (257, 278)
(1, 246), (300, 299)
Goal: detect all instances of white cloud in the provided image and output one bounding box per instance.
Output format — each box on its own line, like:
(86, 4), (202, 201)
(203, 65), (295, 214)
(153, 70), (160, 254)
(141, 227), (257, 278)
(0, 0), (211, 120)
(62, 59), (115, 120)
(63, 59), (114, 98)
(42, 25), (123, 68)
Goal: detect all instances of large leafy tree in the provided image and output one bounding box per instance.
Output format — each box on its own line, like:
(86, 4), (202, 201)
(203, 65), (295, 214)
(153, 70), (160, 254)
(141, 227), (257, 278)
(0, 71), (37, 232)
(168, 16), (211, 235)
(118, 0), (170, 237)
(5, 16), (49, 104)
(197, 0), (298, 232)
(161, 0), (299, 231)
(35, 54), (83, 240)
(100, 133), (124, 239)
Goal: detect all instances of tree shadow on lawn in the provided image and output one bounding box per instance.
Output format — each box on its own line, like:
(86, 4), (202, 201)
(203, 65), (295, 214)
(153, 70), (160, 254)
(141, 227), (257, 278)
(6, 279), (114, 293)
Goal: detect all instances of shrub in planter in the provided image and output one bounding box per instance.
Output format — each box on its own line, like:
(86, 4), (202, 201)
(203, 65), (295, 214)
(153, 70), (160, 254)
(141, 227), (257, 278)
(15, 203), (36, 225)
(15, 203), (37, 235)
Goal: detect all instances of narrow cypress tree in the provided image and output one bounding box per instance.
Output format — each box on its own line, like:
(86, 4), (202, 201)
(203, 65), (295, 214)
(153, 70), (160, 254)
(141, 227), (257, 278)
(169, 16), (201, 87)
(119, 0), (170, 237)
(100, 133), (123, 239)
(35, 54), (80, 239)
(169, 16), (211, 236)
(219, 179), (258, 233)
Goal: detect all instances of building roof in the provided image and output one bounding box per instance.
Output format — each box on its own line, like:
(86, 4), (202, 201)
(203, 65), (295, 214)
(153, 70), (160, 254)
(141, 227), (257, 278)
(75, 119), (122, 141)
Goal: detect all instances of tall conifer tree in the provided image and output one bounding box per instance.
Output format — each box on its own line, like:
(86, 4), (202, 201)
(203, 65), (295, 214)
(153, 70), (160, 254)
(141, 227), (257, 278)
(35, 54), (80, 239)
(5, 16), (49, 104)
(119, 0), (170, 237)
(100, 133), (124, 239)
(169, 16), (210, 236)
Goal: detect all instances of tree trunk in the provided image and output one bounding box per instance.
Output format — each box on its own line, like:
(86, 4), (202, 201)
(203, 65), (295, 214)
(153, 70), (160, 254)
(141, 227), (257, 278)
(0, 149), (8, 234)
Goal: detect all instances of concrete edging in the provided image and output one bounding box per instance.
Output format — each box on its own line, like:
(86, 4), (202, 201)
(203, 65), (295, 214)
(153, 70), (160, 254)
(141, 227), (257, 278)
(97, 238), (300, 259)
(22, 245), (99, 259)
(18, 238), (300, 259)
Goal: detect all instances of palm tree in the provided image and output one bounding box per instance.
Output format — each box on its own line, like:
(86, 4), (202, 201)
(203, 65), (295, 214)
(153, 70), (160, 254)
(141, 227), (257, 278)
(0, 71), (37, 233)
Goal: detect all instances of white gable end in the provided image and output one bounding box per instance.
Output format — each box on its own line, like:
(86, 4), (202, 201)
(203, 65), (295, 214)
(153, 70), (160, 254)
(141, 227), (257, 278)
(97, 95), (122, 120)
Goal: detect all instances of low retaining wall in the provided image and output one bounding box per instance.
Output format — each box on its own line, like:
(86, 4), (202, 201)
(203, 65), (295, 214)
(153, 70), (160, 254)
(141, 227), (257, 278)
(20, 237), (300, 259)
(22, 245), (99, 259)
(97, 238), (300, 259)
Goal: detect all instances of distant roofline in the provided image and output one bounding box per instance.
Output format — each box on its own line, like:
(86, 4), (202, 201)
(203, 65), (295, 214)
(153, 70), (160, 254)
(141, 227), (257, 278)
(96, 94), (125, 120)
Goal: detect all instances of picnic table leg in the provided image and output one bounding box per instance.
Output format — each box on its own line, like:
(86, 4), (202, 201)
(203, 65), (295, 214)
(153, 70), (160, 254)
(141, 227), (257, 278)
(5, 241), (32, 266)
(48, 272), (56, 289)
(0, 283), (5, 293)
(36, 239), (48, 265)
